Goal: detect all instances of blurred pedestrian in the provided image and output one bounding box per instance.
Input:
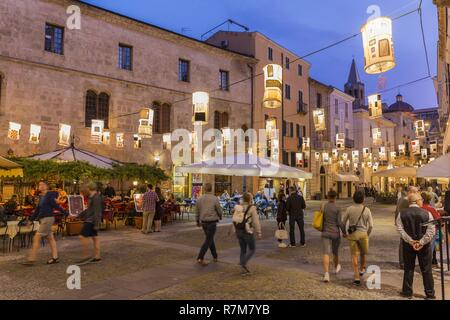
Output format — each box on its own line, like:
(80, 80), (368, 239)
(141, 184), (159, 234)
(276, 192), (287, 248)
(286, 186), (306, 247)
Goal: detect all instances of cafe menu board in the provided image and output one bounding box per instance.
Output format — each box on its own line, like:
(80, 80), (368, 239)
(68, 195), (85, 217)
(134, 193), (144, 213)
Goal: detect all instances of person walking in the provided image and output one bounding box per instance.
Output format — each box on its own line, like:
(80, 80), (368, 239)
(22, 181), (68, 265)
(141, 184), (159, 234)
(395, 186), (418, 268)
(397, 193), (436, 299)
(321, 190), (345, 283)
(421, 192), (441, 268)
(286, 186), (306, 247)
(342, 190), (374, 286)
(154, 187), (165, 232)
(232, 192), (262, 275)
(276, 192), (287, 248)
(195, 183), (223, 265)
(77, 183), (103, 264)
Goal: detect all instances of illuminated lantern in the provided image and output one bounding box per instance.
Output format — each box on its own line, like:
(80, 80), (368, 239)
(296, 152), (303, 167)
(313, 109), (326, 131)
(411, 140), (420, 155)
(302, 137), (310, 152)
(58, 124), (71, 146)
(271, 139), (279, 162)
(398, 144), (406, 156)
(263, 64), (283, 109)
(352, 151), (360, 163)
(29, 124), (41, 144)
(372, 128), (382, 145)
(322, 152), (330, 164)
(430, 141), (438, 154)
(373, 162), (379, 172)
(102, 131), (110, 145)
(8, 122), (21, 140)
(91, 119), (104, 144)
(222, 127), (232, 145)
(133, 134), (142, 149)
(342, 153), (348, 161)
(421, 148), (428, 160)
(116, 133), (124, 148)
(336, 133), (345, 150)
(138, 108), (154, 138)
(378, 147), (387, 161)
(367, 161), (373, 168)
(363, 148), (370, 159)
(361, 162), (366, 168)
(339, 160), (344, 168)
(353, 162), (359, 170)
(163, 133), (171, 150)
(332, 149), (339, 160)
(390, 151), (397, 161)
(265, 118), (277, 140)
(346, 160), (351, 170)
(368, 94), (382, 119)
(361, 17), (396, 74)
(314, 152), (320, 161)
(192, 92), (209, 125)
(415, 120), (426, 138)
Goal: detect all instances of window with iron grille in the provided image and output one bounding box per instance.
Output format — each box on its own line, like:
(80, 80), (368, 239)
(45, 23), (64, 55)
(178, 59), (190, 82)
(219, 70), (229, 91)
(85, 90), (109, 128)
(118, 44), (133, 70)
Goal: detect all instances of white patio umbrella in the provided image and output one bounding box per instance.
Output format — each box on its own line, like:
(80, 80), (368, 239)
(372, 167), (417, 178)
(176, 153), (312, 179)
(417, 153), (450, 179)
(31, 143), (121, 169)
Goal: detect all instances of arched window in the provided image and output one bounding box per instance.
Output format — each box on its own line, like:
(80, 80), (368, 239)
(214, 111), (221, 130)
(85, 91), (110, 128)
(153, 103), (161, 133)
(221, 112), (229, 128)
(213, 111), (229, 130)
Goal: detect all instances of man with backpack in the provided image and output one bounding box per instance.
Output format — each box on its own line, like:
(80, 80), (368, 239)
(232, 192), (262, 275)
(286, 186), (307, 247)
(195, 183), (223, 266)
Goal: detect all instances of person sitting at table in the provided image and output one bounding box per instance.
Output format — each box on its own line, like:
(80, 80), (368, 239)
(103, 182), (116, 198)
(4, 195), (19, 217)
(221, 190), (231, 201)
(0, 205), (6, 227)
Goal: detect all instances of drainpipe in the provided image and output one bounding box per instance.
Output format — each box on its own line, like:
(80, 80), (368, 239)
(244, 63), (255, 193)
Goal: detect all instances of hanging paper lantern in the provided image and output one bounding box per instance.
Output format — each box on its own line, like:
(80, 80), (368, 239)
(336, 133), (345, 150)
(368, 94), (382, 119)
(398, 144), (406, 156)
(415, 120), (426, 138)
(91, 119), (104, 144)
(363, 148), (370, 159)
(116, 133), (124, 148)
(313, 109), (326, 131)
(58, 124), (71, 146)
(163, 133), (172, 150)
(138, 108), (154, 138)
(430, 141), (438, 154)
(102, 131), (110, 145)
(421, 148), (428, 160)
(373, 162), (379, 172)
(353, 162), (359, 170)
(296, 152), (303, 167)
(339, 160), (344, 168)
(8, 122), (21, 140)
(29, 124), (41, 144)
(322, 152), (330, 164)
(411, 140), (420, 155)
(302, 137), (310, 152)
(342, 153), (348, 161)
(133, 134), (142, 149)
(372, 128), (382, 145)
(352, 150), (360, 163)
(263, 64), (283, 109)
(379, 146), (387, 161)
(192, 92), (209, 125)
(361, 17), (396, 74)
(315, 152), (320, 161)
(367, 161), (373, 168)
(390, 151), (397, 161)
(332, 149), (339, 160)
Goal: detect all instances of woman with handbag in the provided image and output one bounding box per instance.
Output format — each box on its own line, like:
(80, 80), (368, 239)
(342, 190), (374, 286)
(321, 190), (345, 282)
(276, 192), (288, 248)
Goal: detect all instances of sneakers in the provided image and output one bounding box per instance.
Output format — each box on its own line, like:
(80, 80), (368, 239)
(353, 280), (361, 286)
(240, 265), (250, 276)
(197, 259), (209, 266)
(278, 242), (288, 248)
(287, 244), (296, 248)
(335, 264), (342, 274)
(300, 244), (306, 248)
(323, 272), (330, 283)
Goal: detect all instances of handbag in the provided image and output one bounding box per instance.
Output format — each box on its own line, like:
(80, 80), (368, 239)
(275, 222), (288, 240)
(347, 206), (366, 235)
(313, 205), (324, 232)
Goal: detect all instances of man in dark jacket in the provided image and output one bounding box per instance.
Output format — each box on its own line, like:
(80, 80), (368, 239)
(396, 193), (435, 299)
(78, 183), (103, 264)
(286, 186), (306, 247)
(23, 181), (67, 265)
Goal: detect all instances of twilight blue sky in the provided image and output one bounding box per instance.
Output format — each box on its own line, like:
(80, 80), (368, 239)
(82, 0), (438, 109)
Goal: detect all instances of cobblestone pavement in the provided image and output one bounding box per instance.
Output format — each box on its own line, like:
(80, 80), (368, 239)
(1, 200), (450, 300)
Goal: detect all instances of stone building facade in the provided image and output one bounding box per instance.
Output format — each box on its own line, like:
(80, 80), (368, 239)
(0, 0), (256, 197)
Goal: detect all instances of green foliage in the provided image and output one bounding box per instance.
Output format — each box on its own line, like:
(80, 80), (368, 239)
(111, 163), (169, 184)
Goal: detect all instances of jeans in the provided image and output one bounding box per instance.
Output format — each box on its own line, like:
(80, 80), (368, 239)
(289, 215), (305, 246)
(197, 222), (218, 260)
(236, 230), (256, 267)
(142, 211), (155, 233)
(402, 241), (435, 298)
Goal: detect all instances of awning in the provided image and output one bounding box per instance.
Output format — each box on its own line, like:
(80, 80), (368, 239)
(333, 173), (360, 182)
(417, 153), (450, 179)
(0, 156), (23, 178)
(31, 144), (121, 169)
(176, 153), (312, 180)
(373, 167), (417, 178)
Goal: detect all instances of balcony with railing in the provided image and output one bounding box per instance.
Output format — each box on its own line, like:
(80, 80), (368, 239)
(297, 101), (308, 115)
(345, 138), (354, 149)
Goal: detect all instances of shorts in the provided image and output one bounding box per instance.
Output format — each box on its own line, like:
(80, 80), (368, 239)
(322, 236), (340, 256)
(80, 222), (98, 237)
(347, 231), (369, 255)
(37, 217), (55, 237)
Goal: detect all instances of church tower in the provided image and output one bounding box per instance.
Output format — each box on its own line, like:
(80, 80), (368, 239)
(344, 59), (366, 110)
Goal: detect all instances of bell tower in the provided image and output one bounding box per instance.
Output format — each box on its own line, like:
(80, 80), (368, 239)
(344, 58), (366, 110)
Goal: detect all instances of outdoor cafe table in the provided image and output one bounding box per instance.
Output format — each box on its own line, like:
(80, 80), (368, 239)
(3, 221), (40, 252)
